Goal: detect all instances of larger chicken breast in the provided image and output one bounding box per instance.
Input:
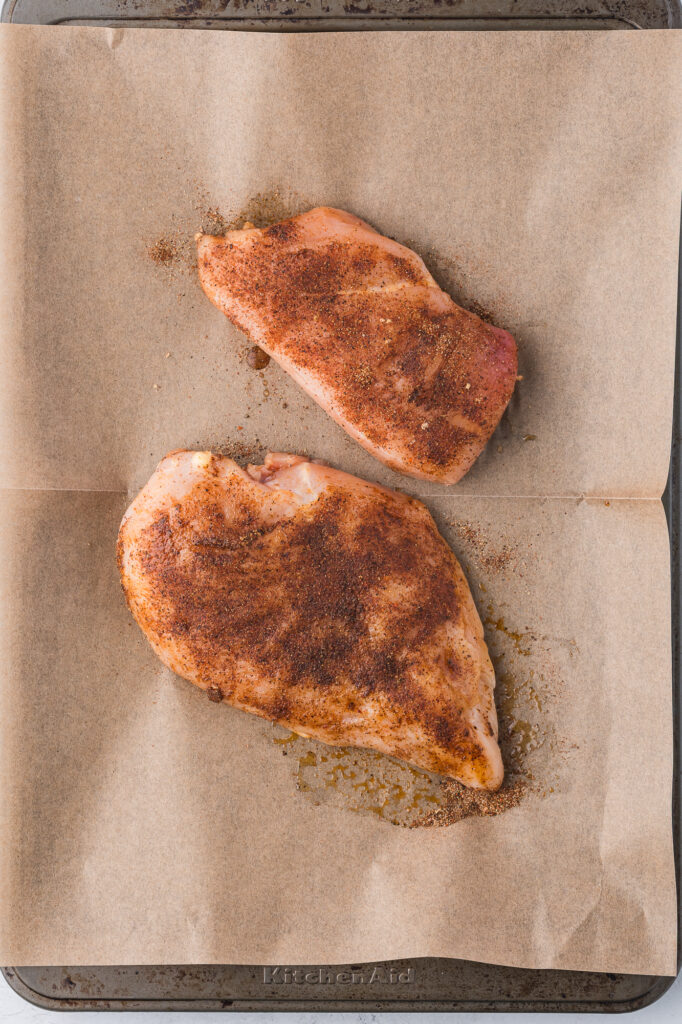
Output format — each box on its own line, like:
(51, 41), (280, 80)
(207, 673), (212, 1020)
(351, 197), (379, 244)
(118, 450), (503, 790)
(197, 208), (517, 484)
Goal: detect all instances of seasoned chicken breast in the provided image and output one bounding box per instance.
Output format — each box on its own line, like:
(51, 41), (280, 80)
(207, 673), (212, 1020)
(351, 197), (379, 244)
(118, 450), (503, 790)
(197, 208), (517, 484)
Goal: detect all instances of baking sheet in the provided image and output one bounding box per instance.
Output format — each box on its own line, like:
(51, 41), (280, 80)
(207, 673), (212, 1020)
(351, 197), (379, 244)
(0, 25), (679, 975)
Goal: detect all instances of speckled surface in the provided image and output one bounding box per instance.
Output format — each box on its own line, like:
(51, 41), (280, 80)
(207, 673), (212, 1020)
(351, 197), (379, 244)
(1, 969), (681, 1022)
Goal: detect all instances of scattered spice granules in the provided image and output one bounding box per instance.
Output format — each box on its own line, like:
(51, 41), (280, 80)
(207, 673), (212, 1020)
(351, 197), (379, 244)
(202, 206), (230, 236)
(146, 232), (196, 275)
(453, 521), (517, 578)
(148, 237), (178, 266)
(411, 776), (527, 828)
(224, 188), (305, 231)
(198, 188), (307, 238)
(211, 439), (264, 464)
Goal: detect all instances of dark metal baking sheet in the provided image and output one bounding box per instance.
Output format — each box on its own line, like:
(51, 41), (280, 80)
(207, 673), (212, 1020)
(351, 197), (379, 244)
(1, 958), (678, 1012)
(2, 0), (682, 30)
(1, 0), (680, 1012)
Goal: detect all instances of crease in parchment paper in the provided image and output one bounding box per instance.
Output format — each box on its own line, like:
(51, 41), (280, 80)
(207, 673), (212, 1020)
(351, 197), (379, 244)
(0, 25), (678, 976)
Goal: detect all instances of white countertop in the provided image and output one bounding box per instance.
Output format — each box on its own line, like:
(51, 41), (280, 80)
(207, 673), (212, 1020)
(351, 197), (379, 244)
(1, 968), (680, 1022)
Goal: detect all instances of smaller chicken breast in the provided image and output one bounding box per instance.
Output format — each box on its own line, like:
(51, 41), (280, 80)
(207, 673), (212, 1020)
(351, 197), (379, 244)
(118, 450), (503, 790)
(197, 208), (518, 484)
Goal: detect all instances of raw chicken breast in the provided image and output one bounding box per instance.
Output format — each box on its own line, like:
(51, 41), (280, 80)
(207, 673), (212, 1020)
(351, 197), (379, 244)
(197, 208), (517, 484)
(118, 450), (503, 790)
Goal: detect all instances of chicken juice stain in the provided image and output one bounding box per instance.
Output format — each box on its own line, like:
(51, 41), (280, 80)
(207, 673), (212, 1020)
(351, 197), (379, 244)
(275, 733), (443, 826)
(272, 728), (526, 828)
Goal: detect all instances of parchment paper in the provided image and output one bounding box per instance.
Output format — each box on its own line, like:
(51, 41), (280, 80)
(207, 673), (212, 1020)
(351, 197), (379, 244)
(0, 26), (679, 975)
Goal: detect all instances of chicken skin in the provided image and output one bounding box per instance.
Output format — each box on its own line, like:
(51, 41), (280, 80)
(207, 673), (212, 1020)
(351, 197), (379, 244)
(118, 450), (503, 790)
(197, 208), (517, 484)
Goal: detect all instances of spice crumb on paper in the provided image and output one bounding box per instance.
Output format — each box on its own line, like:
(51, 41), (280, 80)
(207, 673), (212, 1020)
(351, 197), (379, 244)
(146, 232), (196, 275)
(196, 438), (265, 465)
(450, 520), (521, 580)
(148, 237), (178, 266)
(191, 185), (310, 237)
(205, 188), (308, 234)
